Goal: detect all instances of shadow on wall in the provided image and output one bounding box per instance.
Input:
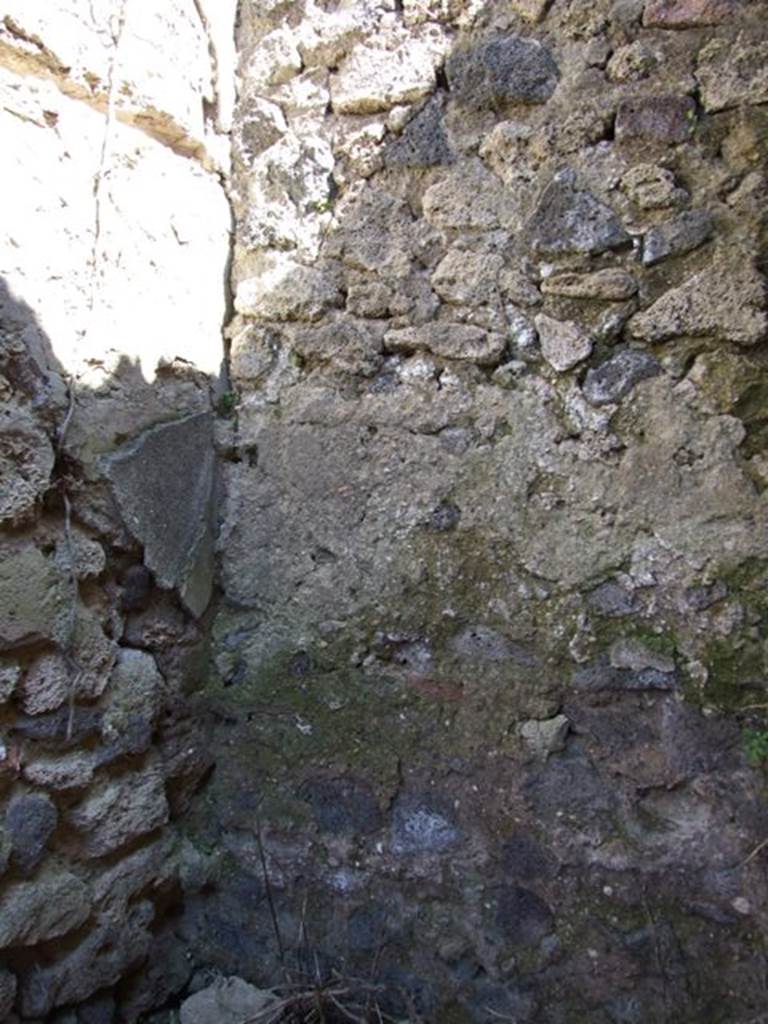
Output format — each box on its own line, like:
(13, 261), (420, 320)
(0, 275), (220, 618)
(0, 274), (223, 1020)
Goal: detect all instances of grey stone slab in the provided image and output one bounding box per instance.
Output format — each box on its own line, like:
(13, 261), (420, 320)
(107, 413), (215, 617)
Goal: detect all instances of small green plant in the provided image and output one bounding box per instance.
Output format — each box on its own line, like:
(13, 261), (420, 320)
(744, 728), (768, 766)
(217, 389), (237, 417)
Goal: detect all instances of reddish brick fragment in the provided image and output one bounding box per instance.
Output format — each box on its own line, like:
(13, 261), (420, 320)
(643, 0), (737, 28)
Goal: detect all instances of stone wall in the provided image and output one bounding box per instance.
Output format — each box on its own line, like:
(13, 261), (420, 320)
(0, 1), (234, 1019)
(3, 0), (768, 1021)
(183, 1), (768, 1022)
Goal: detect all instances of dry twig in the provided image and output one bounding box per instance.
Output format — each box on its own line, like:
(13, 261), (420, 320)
(741, 836), (768, 868)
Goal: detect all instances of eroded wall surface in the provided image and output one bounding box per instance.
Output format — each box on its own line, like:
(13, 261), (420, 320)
(3, 0), (768, 1021)
(184, 1), (768, 1021)
(0, 1), (234, 1019)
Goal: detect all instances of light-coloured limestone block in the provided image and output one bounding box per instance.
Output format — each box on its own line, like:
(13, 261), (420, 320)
(235, 256), (342, 322)
(628, 253), (767, 346)
(0, 871), (91, 948)
(541, 269), (638, 301)
(330, 28), (448, 114)
(535, 314), (593, 372)
(385, 323), (506, 365)
(432, 250), (505, 305)
(697, 33), (768, 112)
(0, 544), (68, 651)
(68, 765), (169, 858)
(0, 406), (54, 525)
